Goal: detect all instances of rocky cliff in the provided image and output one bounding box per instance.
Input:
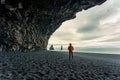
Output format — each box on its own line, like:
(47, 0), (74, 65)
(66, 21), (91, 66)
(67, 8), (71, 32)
(0, 0), (106, 52)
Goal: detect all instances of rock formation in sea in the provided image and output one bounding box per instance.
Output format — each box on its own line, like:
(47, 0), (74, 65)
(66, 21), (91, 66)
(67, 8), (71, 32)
(0, 0), (106, 52)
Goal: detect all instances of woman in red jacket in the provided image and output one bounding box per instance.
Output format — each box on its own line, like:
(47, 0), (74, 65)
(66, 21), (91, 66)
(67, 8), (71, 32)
(68, 43), (74, 60)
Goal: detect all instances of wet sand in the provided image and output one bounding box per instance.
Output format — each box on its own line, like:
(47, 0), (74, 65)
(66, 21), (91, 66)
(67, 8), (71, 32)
(0, 51), (120, 80)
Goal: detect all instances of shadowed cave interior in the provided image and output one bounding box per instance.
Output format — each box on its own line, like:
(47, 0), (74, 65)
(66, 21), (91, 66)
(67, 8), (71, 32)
(0, 0), (106, 52)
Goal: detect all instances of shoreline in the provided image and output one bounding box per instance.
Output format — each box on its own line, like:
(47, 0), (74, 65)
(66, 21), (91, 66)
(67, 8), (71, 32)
(49, 49), (120, 54)
(0, 51), (120, 80)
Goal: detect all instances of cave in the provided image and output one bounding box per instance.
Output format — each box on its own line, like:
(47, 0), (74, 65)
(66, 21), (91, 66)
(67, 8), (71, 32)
(0, 0), (106, 52)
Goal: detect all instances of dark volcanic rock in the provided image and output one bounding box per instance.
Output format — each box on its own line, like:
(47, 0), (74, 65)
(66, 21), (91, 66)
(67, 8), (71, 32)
(0, 0), (106, 52)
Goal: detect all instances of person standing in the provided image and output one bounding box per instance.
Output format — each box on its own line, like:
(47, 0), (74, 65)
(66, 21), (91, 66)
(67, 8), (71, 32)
(68, 43), (74, 60)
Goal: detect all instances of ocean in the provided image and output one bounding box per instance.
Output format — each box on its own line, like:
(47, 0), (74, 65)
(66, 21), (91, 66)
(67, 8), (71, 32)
(47, 44), (120, 54)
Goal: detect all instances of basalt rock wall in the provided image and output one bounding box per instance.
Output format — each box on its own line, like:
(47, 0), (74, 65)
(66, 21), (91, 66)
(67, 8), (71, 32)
(0, 0), (106, 52)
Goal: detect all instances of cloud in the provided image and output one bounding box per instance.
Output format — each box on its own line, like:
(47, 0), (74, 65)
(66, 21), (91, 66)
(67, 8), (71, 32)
(81, 35), (101, 40)
(77, 0), (117, 33)
(74, 0), (120, 44)
(49, 0), (120, 49)
(53, 32), (74, 41)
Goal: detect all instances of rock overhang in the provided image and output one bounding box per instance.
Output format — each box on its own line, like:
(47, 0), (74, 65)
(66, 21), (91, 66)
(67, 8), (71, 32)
(0, 0), (107, 52)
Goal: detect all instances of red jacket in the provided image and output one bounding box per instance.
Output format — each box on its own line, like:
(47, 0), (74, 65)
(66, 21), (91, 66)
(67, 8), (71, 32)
(68, 45), (74, 53)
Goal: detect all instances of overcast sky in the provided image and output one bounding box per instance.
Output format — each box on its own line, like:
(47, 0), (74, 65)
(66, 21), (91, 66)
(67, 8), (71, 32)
(49, 0), (120, 48)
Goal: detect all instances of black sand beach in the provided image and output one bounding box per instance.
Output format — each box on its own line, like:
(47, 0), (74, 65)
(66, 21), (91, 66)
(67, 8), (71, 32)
(0, 51), (120, 80)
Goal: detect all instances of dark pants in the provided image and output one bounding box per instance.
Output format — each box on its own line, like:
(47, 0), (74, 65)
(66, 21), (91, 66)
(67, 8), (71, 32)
(69, 52), (73, 60)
